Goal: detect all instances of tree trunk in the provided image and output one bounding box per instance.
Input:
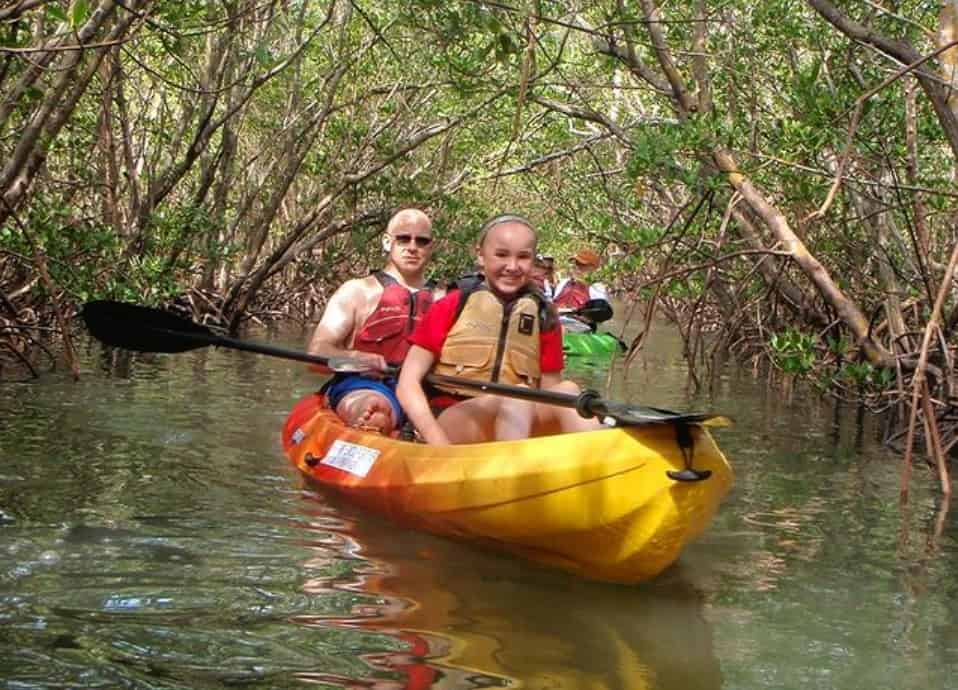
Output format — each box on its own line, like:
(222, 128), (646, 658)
(713, 147), (895, 367)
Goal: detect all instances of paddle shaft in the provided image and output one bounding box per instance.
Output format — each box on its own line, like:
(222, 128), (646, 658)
(81, 300), (723, 426)
(426, 372), (592, 410)
(117, 328), (622, 422)
(156, 328), (338, 367)
(106, 322), (591, 410)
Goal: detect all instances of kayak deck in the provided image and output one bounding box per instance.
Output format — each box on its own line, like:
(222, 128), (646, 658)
(282, 394), (732, 583)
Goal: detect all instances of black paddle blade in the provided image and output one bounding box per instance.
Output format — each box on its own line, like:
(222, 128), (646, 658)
(574, 299), (614, 323)
(578, 392), (731, 427)
(81, 300), (217, 353)
(607, 407), (731, 427)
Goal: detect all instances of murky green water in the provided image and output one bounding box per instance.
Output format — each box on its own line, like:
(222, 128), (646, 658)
(2, 321), (957, 689)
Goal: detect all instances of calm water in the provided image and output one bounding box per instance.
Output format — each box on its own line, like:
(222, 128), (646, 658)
(2, 320), (957, 689)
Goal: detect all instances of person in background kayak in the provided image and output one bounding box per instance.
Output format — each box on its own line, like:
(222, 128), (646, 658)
(396, 214), (602, 445)
(530, 254), (554, 299)
(553, 247), (611, 332)
(307, 208), (440, 435)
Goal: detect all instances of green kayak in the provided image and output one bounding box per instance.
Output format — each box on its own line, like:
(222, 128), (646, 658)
(563, 330), (626, 357)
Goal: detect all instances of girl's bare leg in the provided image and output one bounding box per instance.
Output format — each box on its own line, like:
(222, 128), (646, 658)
(533, 380), (604, 435)
(438, 394), (536, 443)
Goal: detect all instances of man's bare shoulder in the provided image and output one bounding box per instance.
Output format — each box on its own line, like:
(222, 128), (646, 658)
(330, 274), (380, 302)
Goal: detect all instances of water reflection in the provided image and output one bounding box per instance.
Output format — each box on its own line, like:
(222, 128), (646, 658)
(293, 497), (721, 690)
(6, 326), (958, 689)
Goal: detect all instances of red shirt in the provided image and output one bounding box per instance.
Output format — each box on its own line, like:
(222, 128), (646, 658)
(409, 289), (564, 373)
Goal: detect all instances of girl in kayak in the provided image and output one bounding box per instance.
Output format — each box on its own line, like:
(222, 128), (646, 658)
(397, 214), (602, 445)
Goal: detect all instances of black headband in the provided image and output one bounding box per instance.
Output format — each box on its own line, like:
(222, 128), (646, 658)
(477, 213), (536, 246)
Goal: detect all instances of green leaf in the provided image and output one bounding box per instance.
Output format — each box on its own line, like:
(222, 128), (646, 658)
(70, 0), (90, 29)
(46, 3), (68, 22)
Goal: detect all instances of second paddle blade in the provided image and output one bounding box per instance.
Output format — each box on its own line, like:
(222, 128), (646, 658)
(577, 299), (614, 323)
(599, 399), (732, 427)
(81, 300), (216, 353)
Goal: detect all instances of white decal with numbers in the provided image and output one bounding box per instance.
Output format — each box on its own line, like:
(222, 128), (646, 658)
(320, 440), (380, 477)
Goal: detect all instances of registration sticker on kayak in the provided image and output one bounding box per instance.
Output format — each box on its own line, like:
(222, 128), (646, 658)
(320, 440), (380, 477)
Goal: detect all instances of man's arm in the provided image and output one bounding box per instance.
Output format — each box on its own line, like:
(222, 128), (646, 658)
(589, 282), (610, 302)
(307, 280), (386, 373)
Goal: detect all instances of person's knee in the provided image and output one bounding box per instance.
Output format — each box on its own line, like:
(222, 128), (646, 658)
(547, 379), (581, 395)
(500, 396), (535, 416)
(438, 402), (491, 443)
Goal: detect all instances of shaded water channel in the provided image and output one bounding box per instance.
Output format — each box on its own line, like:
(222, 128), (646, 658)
(2, 317), (958, 689)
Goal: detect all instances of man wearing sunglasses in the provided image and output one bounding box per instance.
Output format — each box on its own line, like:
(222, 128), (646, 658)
(307, 208), (440, 435)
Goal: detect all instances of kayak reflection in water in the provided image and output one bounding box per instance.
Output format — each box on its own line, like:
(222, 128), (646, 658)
(306, 208), (442, 436)
(397, 213), (604, 445)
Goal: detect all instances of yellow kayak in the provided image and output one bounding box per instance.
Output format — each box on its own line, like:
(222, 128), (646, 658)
(282, 394), (733, 584)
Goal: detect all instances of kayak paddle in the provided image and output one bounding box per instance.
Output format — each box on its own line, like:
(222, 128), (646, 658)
(81, 300), (729, 429)
(80, 299), (358, 370)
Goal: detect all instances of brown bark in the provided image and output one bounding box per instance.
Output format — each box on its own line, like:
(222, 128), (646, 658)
(112, 57), (140, 235)
(901, 238), (958, 498)
(731, 206), (829, 328)
(0, 1), (112, 129)
(0, 0), (120, 191)
(97, 49), (122, 231)
(223, 116), (458, 330)
(638, 0), (697, 116)
(843, 181), (910, 351)
(939, 0), (958, 123)
(129, 1), (335, 245)
(904, 78), (930, 255)
(0, 1), (47, 22)
(239, 62), (349, 277)
(692, 0), (711, 114)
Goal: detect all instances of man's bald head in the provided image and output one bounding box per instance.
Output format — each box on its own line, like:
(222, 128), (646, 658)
(386, 208), (432, 236)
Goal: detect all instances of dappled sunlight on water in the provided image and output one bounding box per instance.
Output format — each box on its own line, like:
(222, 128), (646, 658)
(2, 319), (957, 688)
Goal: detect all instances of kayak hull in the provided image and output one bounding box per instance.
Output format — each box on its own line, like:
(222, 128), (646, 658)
(563, 331), (625, 357)
(282, 394), (732, 583)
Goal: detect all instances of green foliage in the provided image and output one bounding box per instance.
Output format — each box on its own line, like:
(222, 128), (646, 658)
(769, 330), (817, 375)
(839, 361), (895, 389)
(825, 335), (850, 358)
(45, 3), (67, 23)
(70, 0), (90, 28)
(626, 119), (711, 185)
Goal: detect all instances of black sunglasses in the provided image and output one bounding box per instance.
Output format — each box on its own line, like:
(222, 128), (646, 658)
(393, 234), (433, 248)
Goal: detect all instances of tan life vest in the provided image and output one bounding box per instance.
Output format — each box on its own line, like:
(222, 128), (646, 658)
(433, 287), (542, 396)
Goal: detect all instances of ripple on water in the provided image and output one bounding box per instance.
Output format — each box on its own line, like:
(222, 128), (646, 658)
(3, 333), (958, 689)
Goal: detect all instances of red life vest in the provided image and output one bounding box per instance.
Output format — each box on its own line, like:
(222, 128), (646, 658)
(394, 632), (438, 690)
(353, 271), (434, 365)
(553, 278), (590, 309)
